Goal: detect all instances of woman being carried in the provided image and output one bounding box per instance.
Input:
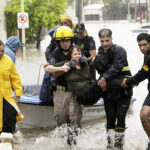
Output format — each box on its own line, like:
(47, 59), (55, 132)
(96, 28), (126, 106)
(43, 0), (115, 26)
(44, 45), (101, 145)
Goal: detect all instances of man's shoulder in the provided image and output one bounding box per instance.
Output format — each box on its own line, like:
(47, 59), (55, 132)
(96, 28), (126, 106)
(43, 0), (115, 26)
(85, 35), (94, 41)
(112, 44), (126, 52)
(74, 35), (94, 41)
(146, 51), (150, 60)
(86, 35), (93, 39)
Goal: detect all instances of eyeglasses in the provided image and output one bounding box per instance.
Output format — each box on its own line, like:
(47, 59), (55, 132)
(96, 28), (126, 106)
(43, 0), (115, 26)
(0, 50), (4, 52)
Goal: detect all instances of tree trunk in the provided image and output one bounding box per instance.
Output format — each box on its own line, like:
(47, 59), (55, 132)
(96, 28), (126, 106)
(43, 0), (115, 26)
(36, 26), (42, 49)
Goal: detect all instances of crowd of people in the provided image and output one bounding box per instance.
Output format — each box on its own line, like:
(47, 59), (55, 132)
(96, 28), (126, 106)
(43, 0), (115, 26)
(1, 14), (150, 149)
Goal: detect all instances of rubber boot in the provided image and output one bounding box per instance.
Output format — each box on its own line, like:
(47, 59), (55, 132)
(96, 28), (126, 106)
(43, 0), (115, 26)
(106, 129), (115, 149)
(114, 131), (124, 149)
(67, 127), (78, 146)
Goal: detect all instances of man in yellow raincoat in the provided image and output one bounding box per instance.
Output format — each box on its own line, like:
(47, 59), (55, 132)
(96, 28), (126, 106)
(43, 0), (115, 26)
(0, 40), (23, 133)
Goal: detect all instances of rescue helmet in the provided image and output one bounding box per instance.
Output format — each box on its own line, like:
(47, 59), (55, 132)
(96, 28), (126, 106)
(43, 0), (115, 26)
(60, 14), (72, 23)
(54, 26), (74, 41)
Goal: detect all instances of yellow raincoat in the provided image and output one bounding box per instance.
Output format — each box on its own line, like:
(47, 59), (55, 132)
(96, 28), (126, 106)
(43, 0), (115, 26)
(0, 54), (23, 132)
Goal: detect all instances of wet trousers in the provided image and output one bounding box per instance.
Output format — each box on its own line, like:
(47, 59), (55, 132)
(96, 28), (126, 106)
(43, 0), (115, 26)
(143, 92), (150, 106)
(89, 64), (96, 81)
(104, 96), (130, 129)
(2, 98), (17, 133)
(53, 89), (82, 128)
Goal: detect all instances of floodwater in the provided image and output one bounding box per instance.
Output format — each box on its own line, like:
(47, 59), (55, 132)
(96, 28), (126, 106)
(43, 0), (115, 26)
(13, 22), (149, 150)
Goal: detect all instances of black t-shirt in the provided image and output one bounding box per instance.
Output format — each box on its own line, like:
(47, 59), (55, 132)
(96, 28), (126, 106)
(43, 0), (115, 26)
(73, 35), (96, 58)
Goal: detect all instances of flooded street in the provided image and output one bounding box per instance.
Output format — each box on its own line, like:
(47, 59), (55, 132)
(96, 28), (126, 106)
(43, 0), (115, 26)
(14, 22), (148, 150)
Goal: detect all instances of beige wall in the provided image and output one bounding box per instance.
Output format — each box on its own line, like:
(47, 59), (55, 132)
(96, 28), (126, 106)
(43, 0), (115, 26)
(0, 0), (7, 43)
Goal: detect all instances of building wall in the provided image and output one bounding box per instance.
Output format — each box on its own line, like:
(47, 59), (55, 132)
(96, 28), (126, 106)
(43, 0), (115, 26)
(89, 0), (103, 4)
(83, 4), (104, 22)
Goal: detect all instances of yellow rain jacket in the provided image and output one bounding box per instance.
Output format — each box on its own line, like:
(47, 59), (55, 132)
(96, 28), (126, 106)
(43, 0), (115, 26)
(0, 54), (23, 132)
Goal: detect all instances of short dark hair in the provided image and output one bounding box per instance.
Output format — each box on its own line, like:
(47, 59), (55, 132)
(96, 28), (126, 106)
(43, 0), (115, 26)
(98, 28), (112, 38)
(137, 33), (150, 43)
(67, 45), (82, 60)
(0, 40), (4, 46)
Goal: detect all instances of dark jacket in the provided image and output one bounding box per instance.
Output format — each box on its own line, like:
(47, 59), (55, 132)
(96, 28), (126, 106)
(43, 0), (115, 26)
(49, 47), (69, 87)
(45, 38), (57, 63)
(126, 50), (150, 91)
(45, 25), (60, 63)
(94, 44), (132, 98)
(40, 46), (67, 103)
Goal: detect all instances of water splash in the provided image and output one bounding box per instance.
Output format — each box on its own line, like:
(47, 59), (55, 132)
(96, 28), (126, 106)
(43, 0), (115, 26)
(13, 130), (23, 144)
(31, 124), (107, 150)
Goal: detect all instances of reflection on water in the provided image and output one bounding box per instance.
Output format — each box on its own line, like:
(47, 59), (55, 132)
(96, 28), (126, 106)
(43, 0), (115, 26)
(14, 22), (148, 150)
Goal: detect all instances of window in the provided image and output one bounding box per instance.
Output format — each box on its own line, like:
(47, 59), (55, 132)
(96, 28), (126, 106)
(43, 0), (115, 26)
(85, 14), (100, 21)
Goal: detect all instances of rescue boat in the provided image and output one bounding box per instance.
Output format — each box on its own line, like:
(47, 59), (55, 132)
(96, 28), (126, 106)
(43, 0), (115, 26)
(17, 85), (136, 129)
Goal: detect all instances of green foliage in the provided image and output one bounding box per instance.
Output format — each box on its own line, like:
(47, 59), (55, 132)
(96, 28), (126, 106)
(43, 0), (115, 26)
(103, 0), (128, 20)
(5, 0), (68, 44)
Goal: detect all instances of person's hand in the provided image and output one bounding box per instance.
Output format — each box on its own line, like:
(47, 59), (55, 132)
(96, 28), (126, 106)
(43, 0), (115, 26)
(62, 63), (71, 72)
(121, 79), (128, 87)
(16, 112), (24, 122)
(89, 57), (95, 65)
(15, 96), (20, 103)
(98, 77), (107, 88)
